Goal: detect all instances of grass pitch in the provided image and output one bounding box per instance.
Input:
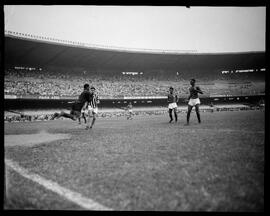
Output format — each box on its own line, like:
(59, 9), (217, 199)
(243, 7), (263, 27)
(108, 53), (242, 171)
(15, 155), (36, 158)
(4, 110), (264, 211)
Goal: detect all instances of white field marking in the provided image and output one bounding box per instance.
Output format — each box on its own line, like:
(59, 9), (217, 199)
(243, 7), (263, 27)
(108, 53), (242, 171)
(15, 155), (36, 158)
(5, 159), (113, 211)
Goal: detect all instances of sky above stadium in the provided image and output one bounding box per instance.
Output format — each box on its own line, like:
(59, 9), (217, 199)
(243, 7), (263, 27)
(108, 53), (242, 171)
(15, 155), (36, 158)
(4, 5), (266, 53)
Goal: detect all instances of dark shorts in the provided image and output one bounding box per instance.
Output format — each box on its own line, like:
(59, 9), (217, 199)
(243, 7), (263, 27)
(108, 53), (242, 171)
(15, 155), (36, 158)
(70, 110), (81, 118)
(71, 103), (83, 118)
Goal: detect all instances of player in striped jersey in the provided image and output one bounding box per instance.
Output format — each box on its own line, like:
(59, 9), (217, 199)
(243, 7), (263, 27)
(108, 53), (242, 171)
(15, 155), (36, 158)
(85, 86), (100, 130)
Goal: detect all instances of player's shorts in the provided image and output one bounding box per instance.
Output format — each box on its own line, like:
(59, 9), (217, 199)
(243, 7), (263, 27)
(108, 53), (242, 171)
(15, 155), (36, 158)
(188, 98), (200, 106)
(88, 106), (98, 114)
(168, 102), (177, 109)
(81, 108), (88, 115)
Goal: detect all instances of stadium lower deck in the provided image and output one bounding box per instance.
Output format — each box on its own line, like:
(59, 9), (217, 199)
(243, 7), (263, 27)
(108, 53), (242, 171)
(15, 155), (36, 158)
(4, 110), (264, 211)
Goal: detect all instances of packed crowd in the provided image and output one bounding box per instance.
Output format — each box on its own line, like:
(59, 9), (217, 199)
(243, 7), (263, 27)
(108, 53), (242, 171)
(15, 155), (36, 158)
(4, 113), (51, 122)
(4, 69), (265, 97)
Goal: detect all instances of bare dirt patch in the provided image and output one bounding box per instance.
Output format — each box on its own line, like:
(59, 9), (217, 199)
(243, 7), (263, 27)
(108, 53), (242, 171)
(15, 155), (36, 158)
(5, 130), (71, 147)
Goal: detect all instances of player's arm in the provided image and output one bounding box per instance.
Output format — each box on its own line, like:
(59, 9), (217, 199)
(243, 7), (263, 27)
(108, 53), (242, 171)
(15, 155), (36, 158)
(96, 95), (100, 104)
(176, 95), (179, 103)
(195, 86), (203, 94)
(186, 87), (192, 101)
(187, 93), (191, 101)
(82, 101), (88, 110)
(167, 95), (170, 103)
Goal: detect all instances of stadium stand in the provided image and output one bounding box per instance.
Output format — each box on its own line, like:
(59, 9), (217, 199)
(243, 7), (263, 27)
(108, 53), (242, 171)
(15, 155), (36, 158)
(4, 68), (265, 98)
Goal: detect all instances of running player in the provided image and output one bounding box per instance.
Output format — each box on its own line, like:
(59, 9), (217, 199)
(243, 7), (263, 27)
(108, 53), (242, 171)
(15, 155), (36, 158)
(51, 84), (91, 121)
(126, 102), (134, 120)
(85, 86), (100, 129)
(167, 87), (178, 123)
(185, 79), (203, 125)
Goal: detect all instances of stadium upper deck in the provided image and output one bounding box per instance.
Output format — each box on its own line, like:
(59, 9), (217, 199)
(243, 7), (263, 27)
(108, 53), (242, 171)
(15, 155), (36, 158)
(5, 31), (265, 72)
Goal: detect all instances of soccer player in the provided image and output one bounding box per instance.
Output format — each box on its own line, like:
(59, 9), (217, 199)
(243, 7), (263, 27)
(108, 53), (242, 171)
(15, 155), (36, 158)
(51, 84), (91, 121)
(210, 102), (215, 113)
(126, 102), (134, 120)
(258, 97), (265, 112)
(167, 87), (178, 123)
(185, 79), (203, 125)
(85, 86), (100, 130)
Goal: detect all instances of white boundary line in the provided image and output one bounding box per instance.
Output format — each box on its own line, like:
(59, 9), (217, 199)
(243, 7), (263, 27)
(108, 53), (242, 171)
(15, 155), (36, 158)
(5, 158), (113, 211)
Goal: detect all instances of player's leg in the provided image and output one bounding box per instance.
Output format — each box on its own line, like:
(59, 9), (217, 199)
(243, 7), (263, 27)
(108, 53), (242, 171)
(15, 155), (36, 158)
(186, 105), (193, 125)
(51, 112), (60, 120)
(85, 110), (92, 129)
(82, 113), (87, 124)
(169, 108), (173, 123)
(86, 108), (96, 129)
(51, 111), (72, 120)
(195, 104), (201, 123)
(60, 111), (77, 120)
(173, 108), (178, 122)
(89, 113), (96, 129)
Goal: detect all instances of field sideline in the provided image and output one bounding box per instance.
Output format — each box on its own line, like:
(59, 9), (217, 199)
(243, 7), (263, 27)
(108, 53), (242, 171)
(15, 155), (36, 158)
(4, 110), (264, 211)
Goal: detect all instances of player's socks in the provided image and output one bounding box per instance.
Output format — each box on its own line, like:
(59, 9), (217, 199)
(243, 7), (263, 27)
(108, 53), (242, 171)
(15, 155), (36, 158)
(196, 112), (201, 123)
(187, 112), (191, 124)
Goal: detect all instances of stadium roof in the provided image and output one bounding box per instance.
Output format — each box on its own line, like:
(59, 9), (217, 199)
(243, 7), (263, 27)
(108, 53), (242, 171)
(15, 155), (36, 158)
(5, 32), (265, 72)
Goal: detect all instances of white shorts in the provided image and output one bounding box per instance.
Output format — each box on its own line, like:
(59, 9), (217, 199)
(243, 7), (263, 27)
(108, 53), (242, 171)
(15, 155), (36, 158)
(168, 102), (177, 109)
(88, 106), (98, 114)
(188, 98), (200, 106)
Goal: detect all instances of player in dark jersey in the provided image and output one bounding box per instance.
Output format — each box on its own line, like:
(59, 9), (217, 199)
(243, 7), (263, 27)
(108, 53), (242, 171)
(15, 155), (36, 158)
(167, 87), (178, 123)
(51, 84), (91, 121)
(85, 86), (100, 129)
(185, 79), (203, 125)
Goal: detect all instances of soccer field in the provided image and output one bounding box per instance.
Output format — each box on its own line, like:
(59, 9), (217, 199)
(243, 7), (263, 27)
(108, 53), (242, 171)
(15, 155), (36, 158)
(4, 110), (264, 211)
